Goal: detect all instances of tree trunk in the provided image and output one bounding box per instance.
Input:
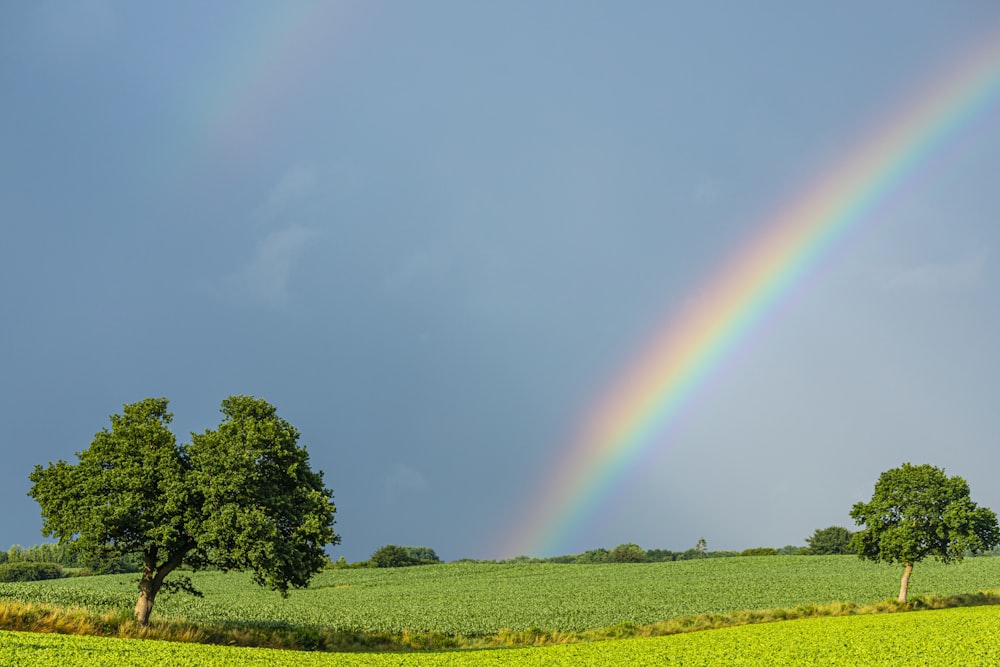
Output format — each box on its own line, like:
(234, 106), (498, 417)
(898, 562), (913, 603)
(133, 541), (194, 626)
(134, 573), (158, 626)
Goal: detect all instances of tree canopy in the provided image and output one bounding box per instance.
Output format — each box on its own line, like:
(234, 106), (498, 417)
(805, 526), (853, 555)
(609, 542), (650, 563)
(370, 545), (421, 568)
(29, 396), (338, 624)
(849, 462), (998, 602)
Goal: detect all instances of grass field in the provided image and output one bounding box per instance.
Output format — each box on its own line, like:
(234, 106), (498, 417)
(1, 556), (998, 634)
(2, 605), (998, 666)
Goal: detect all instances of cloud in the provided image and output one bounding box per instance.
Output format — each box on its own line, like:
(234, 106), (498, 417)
(384, 243), (449, 293)
(222, 225), (322, 305)
(882, 250), (987, 292)
(384, 465), (429, 503)
(255, 164), (318, 219)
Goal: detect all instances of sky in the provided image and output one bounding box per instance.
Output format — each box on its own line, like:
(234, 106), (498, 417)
(2, 2), (1000, 563)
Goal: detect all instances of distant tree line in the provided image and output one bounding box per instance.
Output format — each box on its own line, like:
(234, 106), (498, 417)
(327, 530), (871, 567)
(1, 543), (81, 566)
(0, 543), (141, 574)
(328, 545), (443, 569)
(530, 542), (807, 564)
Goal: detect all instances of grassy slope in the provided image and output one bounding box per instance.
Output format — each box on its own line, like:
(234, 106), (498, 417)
(2, 606), (999, 666)
(1, 556), (998, 634)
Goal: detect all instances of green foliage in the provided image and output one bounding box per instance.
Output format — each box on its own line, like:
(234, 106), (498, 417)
(497, 544), (805, 565)
(402, 546), (440, 563)
(84, 553), (142, 575)
(777, 545), (807, 555)
(2, 598), (999, 665)
(608, 543), (650, 563)
(805, 526), (853, 555)
(4, 557), (1000, 636)
(0, 562), (63, 582)
(740, 547), (778, 556)
(371, 545), (421, 568)
(850, 463), (1000, 567)
(7, 543), (80, 566)
(3, 542), (138, 573)
(28, 398), (187, 570)
(27, 396), (339, 623)
(675, 548), (738, 560)
(574, 548), (610, 564)
(546, 554), (579, 564)
(186, 396), (339, 593)
(497, 555), (544, 564)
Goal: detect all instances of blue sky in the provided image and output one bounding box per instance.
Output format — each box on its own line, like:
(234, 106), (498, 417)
(2, 2), (1000, 562)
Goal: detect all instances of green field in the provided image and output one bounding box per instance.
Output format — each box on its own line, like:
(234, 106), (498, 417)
(2, 605), (998, 666)
(2, 556), (998, 665)
(2, 556), (998, 634)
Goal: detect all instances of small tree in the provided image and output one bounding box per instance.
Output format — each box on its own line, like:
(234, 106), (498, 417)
(740, 547), (778, 556)
(850, 463), (999, 602)
(695, 537), (707, 558)
(805, 526), (853, 555)
(29, 396), (338, 625)
(0, 562), (63, 582)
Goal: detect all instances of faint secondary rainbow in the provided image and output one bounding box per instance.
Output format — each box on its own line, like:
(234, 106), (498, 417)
(154, 3), (359, 188)
(506, 30), (1000, 558)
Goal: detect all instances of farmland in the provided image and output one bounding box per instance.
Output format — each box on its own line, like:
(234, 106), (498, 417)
(1, 556), (998, 634)
(1, 556), (998, 664)
(2, 605), (998, 666)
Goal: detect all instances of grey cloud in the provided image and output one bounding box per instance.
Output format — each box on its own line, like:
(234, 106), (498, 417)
(223, 225), (322, 305)
(256, 164), (319, 219)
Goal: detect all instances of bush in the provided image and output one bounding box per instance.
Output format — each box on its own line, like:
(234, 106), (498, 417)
(547, 554), (579, 564)
(740, 547), (779, 556)
(0, 562), (63, 582)
(327, 556), (349, 569)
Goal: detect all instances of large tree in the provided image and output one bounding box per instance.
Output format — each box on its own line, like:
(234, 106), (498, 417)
(849, 463), (998, 602)
(29, 396), (338, 625)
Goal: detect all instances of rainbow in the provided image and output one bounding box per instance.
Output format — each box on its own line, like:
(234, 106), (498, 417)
(156, 3), (359, 187)
(506, 30), (1000, 558)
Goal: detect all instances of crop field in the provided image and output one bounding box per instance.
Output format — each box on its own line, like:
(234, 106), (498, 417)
(1, 556), (998, 634)
(2, 605), (998, 666)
